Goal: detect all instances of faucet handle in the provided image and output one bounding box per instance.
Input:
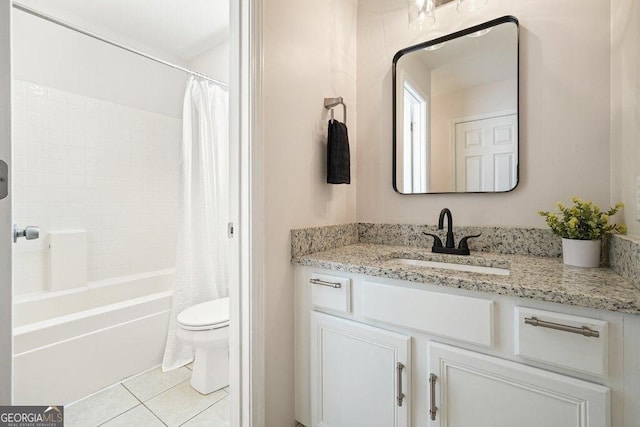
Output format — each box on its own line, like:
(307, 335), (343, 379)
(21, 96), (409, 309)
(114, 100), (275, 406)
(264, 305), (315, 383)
(458, 234), (481, 250)
(423, 232), (444, 248)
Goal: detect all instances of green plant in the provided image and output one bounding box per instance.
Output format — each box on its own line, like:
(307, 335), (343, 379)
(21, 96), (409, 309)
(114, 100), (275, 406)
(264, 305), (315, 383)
(538, 197), (626, 240)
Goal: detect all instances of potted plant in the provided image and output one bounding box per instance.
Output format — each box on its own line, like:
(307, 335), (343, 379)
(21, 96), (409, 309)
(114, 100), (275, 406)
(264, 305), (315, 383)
(538, 197), (626, 268)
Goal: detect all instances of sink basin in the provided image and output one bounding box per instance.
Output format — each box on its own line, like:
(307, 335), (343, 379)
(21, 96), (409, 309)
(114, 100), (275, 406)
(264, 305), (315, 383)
(392, 258), (510, 276)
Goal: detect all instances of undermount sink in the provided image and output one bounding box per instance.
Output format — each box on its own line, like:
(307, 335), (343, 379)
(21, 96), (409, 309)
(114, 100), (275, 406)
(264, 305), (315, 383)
(392, 258), (510, 276)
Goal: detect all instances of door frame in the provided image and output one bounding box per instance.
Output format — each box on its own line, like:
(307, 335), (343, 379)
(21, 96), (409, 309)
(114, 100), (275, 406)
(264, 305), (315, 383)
(232, 0), (265, 425)
(402, 78), (429, 193)
(0, 0), (12, 406)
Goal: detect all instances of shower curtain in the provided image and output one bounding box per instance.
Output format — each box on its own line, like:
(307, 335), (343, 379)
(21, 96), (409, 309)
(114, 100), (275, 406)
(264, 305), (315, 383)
(162, 76), (230, 372)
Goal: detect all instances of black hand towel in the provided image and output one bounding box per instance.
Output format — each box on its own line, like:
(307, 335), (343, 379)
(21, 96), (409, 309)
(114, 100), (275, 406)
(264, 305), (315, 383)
(327, 120), (350, 184)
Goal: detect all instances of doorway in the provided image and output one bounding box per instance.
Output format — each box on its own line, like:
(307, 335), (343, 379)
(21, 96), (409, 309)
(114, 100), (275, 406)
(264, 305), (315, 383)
(0, 1), (263, 425)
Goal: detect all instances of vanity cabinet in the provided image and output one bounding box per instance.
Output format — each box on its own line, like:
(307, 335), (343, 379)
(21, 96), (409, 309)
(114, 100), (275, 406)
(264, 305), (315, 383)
(428, 342), (609, 427)
(310, 312), (411, 427)
(295, 266), (633, 427)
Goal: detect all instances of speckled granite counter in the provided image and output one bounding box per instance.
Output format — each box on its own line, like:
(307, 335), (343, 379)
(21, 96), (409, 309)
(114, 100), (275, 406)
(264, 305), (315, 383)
(293, 243), (640, 315)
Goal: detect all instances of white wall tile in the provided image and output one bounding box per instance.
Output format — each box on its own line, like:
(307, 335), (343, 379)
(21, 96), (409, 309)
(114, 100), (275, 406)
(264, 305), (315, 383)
(12, 80), (181, 295)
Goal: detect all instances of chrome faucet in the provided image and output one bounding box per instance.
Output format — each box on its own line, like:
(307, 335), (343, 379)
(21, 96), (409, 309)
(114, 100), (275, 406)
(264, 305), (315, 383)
(423, 208), (481, 256)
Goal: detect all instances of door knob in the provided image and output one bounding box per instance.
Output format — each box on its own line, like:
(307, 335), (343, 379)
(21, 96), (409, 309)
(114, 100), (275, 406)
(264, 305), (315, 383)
(13, 225), (40, 243)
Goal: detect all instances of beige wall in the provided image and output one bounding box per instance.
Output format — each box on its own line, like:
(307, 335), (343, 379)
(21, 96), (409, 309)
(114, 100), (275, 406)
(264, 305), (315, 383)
(611, 0), (640, 236)
(262, 0), (358, 425)
(357, 0), (611, 227)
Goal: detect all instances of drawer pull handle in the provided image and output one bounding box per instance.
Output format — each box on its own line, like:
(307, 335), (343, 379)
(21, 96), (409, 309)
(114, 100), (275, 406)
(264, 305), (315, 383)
(429, 373), (438, 420)
(524, 316), (600, 338)
(397, 362), (405, 407)
(310, 278), (342, 289)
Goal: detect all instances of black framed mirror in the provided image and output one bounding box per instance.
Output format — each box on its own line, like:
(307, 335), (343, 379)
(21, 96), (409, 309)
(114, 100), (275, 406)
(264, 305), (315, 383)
(393, 15), (519, 194)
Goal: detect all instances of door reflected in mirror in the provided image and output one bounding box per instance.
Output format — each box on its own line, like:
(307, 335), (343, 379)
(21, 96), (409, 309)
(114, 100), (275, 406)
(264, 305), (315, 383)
(393, 16), (519, 194)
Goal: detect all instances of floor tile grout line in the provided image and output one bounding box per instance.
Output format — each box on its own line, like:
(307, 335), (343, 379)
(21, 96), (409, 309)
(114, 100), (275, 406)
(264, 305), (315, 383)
(94, 384), (167, 427)
(177, 392), (228, 427)
(69, 365), (192, 408)
(94, 402), (168, 427)
(122, 371), (192, 404)
(65, 381), (125, 408)
(140, 401), (169, 427)
(118, 363), (164, 384)
(141, 379), (225, 426)
(141, 377), (192, 404)
(69, 367), (225, 427)
(121, 383), (144, 405)
(91, 377), (174, 427)
(94, 386), (142, 427)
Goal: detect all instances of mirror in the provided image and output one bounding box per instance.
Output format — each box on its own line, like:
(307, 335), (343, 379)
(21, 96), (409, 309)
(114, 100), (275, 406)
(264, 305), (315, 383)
(393, 16), (519, 194)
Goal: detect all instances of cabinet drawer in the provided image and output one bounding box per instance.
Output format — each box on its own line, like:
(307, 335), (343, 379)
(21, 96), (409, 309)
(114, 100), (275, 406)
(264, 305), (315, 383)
(362, 282), (493, 347)
(310, 273), (351, 313)
(514, 307), (608, 377)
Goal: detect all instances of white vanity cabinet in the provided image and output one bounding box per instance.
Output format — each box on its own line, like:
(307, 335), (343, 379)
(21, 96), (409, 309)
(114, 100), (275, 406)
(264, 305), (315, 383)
(427, 342), (609, 427)
(310, 312), (411, 427)
(295, 265), (635, 427)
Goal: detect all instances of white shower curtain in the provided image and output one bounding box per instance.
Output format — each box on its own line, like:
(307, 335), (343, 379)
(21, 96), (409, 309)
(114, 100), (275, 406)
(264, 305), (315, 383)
(162, 76), (230, 372)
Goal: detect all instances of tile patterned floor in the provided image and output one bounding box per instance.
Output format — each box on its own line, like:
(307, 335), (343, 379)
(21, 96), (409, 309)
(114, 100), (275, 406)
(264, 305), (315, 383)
(65, 364), (229, 427)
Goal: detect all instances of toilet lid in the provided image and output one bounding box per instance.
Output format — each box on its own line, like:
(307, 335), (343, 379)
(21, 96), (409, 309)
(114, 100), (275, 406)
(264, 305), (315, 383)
(178, 297), (229, 330)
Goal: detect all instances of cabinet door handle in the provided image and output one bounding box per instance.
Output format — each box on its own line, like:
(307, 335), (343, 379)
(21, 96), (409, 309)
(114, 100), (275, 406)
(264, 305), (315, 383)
(524, 316), (600, 338)
(397, 362), (405, 407)
(429, 373), (438, 420)
(309, 278), (342, 289)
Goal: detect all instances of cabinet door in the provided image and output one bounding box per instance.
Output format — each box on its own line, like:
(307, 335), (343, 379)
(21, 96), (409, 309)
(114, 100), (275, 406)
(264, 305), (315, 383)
(311, 312), (411, 427)
(428, 342), (609, 427)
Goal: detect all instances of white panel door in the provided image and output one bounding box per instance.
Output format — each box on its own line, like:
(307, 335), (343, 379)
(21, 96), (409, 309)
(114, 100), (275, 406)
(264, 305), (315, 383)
(428, 342), (610, 427)
(0, 1), (12, 405)
(311, 312), (411, 427)
(455, 114), (517, 192)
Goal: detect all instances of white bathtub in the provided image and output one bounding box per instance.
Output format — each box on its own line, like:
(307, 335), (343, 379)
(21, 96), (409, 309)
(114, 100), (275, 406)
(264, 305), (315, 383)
(13, 270), (173, 405)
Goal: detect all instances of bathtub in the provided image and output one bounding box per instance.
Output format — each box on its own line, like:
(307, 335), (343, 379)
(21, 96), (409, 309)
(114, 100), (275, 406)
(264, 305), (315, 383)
(12, 270), (173, 405)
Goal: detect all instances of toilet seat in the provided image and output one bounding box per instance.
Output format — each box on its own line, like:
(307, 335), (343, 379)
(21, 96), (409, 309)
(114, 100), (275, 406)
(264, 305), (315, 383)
(178, 297), (229, 331)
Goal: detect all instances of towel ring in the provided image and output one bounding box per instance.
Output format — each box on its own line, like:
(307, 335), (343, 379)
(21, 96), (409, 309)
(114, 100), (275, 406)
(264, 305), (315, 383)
(324, 97), (347, 124)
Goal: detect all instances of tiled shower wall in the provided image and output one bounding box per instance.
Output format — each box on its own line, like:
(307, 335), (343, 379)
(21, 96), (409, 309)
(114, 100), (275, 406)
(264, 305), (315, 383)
(12, 80), (181, 296)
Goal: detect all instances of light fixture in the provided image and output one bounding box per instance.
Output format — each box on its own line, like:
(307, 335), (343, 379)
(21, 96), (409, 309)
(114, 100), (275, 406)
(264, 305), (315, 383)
(408, 0), (436, 31)
(457, 0), (489, 13)
(409, 0), (489, 30)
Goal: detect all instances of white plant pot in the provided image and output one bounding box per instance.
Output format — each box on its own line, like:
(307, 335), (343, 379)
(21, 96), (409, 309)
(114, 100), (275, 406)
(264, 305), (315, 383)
(562, 238), (601, 268)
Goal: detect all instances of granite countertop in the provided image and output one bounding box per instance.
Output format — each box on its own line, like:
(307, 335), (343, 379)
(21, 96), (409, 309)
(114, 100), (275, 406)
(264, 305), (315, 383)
(293, 243), (640, 315)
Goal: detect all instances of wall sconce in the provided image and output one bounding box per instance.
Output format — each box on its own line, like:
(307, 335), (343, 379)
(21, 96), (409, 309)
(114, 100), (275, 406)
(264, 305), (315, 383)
(408, 0), (436, 31)
(409, 0), (488, 30)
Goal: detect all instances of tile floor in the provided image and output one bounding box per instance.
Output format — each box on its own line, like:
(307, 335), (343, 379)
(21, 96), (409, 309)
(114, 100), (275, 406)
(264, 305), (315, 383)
(65, 363), (229, 427)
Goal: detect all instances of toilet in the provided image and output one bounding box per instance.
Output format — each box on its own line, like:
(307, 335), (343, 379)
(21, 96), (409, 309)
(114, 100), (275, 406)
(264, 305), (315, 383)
(177, 297), (229, 394)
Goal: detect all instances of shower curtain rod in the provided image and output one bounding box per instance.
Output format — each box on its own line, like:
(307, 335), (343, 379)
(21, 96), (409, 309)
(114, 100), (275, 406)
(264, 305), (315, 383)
(12, 2), (229, 89)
